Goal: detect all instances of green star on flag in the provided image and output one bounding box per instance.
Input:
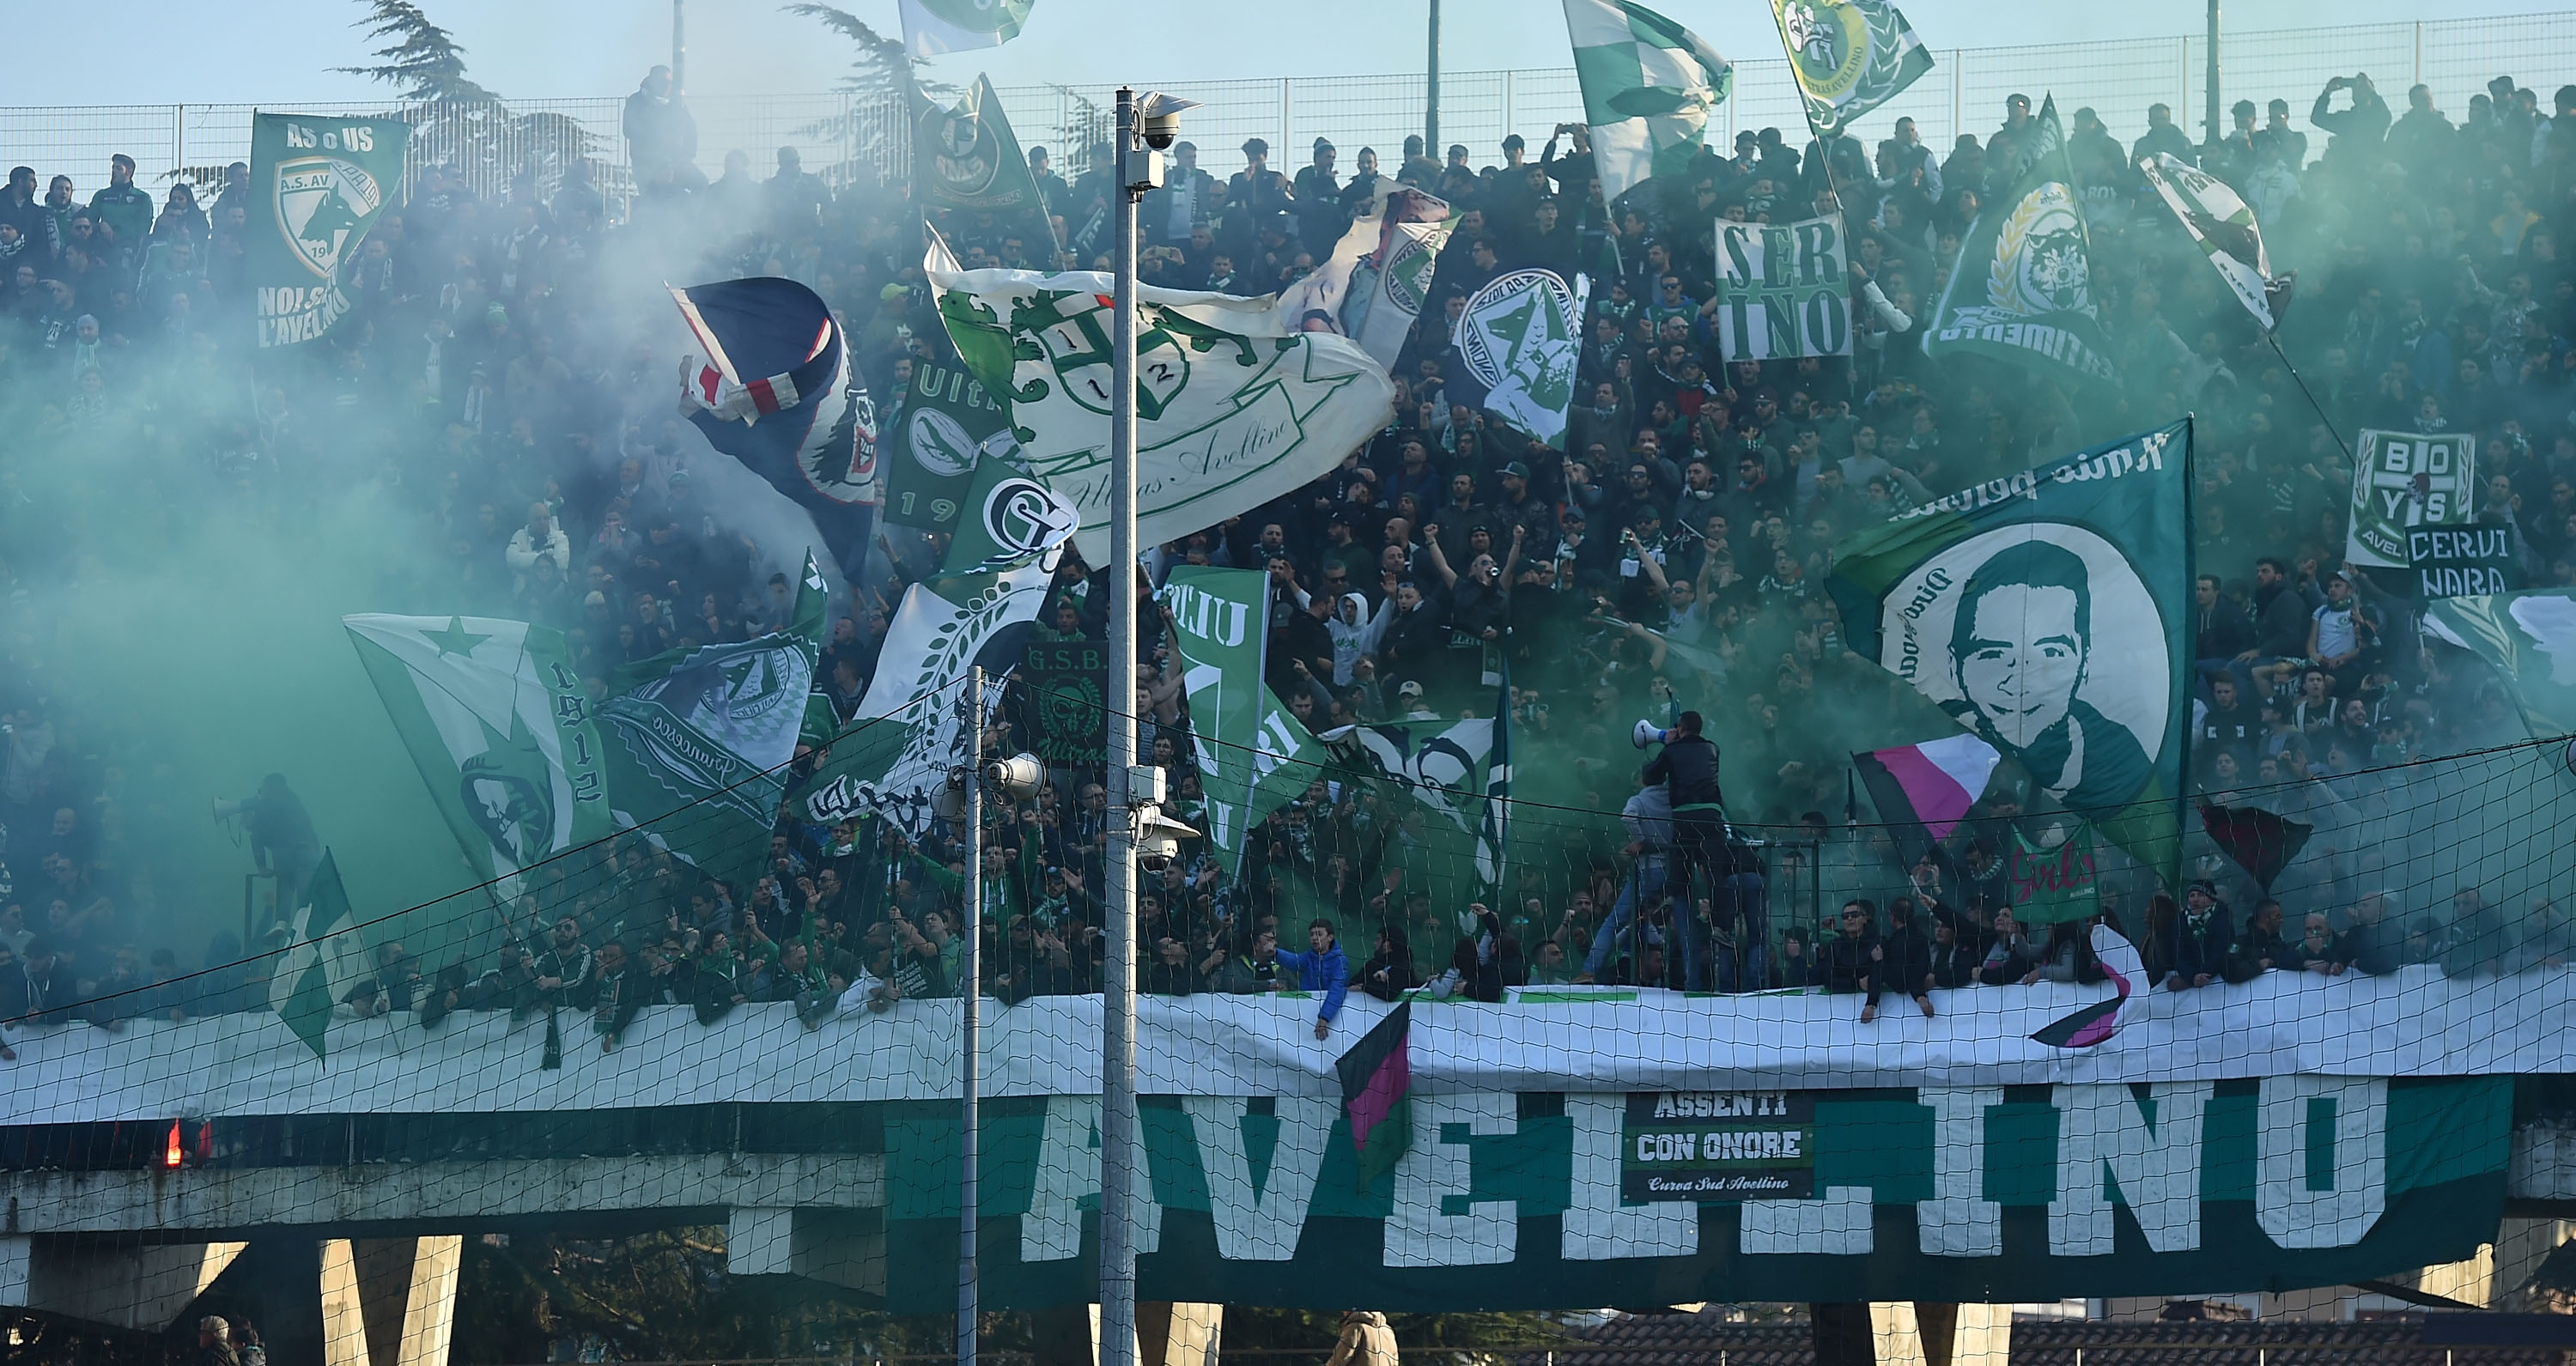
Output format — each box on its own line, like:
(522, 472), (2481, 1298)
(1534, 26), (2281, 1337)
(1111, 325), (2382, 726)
(1562, 0), (1733, 205)
(422, 616), (491, 657)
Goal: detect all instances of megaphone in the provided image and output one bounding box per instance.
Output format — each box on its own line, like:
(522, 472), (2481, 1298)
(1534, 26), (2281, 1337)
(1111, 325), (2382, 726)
(1632, 719), (1675, 750)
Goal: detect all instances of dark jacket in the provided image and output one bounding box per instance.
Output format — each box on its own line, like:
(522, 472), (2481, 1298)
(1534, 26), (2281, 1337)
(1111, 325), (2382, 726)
(2172, 905), (2236, 983)
(1643, 734), (1724, 811)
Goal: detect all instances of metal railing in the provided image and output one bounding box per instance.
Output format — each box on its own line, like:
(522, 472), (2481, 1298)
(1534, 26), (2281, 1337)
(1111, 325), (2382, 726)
(4, 13), (2574, 214)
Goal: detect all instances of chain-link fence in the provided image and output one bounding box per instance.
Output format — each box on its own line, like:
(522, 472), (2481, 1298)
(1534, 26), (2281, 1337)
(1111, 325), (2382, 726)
(5, 13), (2574, 216)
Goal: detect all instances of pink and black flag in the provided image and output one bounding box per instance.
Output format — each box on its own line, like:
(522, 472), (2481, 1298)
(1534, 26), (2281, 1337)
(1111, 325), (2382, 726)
(2032, 924), (2148, 1048)
(1334, 1000), (1413, 1188)
(2197, 803), (2312, 893)
(1853, 733), (2002, 864)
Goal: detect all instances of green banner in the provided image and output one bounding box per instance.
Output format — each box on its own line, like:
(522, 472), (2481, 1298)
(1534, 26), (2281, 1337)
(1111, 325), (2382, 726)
(914, 74), (1051, 241)
(877, 1075), (2509, 1308)
(887, 359), (1013, 533)
(594, 558), (826, 890)
(1922, 97), (2118, 393)
(2423, 587), (2576, 739)
(249, 112), (409, 348)
(1827, 422), (2191, 873)
(1022, 639), (1108, 768)
(1162, 567), (1268, 859)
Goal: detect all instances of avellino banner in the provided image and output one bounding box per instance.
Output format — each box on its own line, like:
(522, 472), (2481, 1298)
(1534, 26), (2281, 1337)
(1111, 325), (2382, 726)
(2348, 428), (2476, 569)
(1712, 212), (1851, 361)
(251, 112), (408, 348)
(878, 1075), (2509, 1308)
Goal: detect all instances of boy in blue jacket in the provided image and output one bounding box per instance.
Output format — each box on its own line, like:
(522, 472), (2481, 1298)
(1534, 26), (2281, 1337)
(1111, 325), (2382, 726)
(1275, 918), (1351, 1040)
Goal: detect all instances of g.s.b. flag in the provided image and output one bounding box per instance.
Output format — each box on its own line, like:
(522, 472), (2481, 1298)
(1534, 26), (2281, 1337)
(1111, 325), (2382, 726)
(672, 278), (880, 580)
(1826, 422), (2191, 875)
(1334, 999), (1413, 1189)
(1771, 0), (1933, 137)
(250, 113), (409, 348)
(1923, 96), (2119, 393)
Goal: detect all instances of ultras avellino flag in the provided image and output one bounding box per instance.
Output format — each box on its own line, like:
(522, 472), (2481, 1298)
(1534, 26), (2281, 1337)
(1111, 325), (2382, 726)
(250, 113), (409, 348)
(1826, 422), (2192, 875)
(1923, 96), (2120, 394)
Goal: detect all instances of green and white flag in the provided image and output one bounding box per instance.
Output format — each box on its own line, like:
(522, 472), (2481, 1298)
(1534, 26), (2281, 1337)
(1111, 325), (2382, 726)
(2346, 429), (2476, 569)
(900, 0), (1033, 56)
(595, 556), (829, 890)
(942, 452), (1082, 576)
(928, 238), (1396, 562)
(1923, 96), (2120, 394)
(2423, 588), (2576, 739)
(886, 358), (1015, 533)
(1771, 0), (1933, 137)
(1455, 269), (1588, 448)
(249, 112), (409, 348)
(1562, 0), (1733, 205)
(1712, 213), (1852, 361)
(1826, 422), (2192, 873)
(1161, 567), (1327, 859)
(270, 851), (371, 1061)
(793, 560), (1053, 833)
(1273, 183), (1457, 371)
(345, 614), (616, 887)
(2139, 152), (2281, 331)
(915, 74), (1052, 238)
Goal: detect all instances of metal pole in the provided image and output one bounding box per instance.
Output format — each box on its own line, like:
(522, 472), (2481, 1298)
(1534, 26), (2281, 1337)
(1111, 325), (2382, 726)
(671, 0), (687, 94)
(958, 667), (982, 1366)
(1100, 83), (1143, 1366)
(2204, 0), (2221, 149)
(1426, 0), (1442, 156)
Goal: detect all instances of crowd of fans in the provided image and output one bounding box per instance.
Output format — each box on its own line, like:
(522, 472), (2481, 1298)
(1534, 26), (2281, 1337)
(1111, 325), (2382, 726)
(4, 60), (2575, 1053)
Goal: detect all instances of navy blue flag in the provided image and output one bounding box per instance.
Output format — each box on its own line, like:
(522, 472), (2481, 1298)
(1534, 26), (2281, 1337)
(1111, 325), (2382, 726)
(671, 278), (881, 579)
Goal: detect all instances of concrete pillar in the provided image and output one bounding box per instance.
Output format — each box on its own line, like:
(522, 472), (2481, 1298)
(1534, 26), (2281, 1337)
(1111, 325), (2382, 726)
(319, 1237), (462, 1366)
(1029, 1302), (1224, 1366)
(0, 1235), (247, 1333)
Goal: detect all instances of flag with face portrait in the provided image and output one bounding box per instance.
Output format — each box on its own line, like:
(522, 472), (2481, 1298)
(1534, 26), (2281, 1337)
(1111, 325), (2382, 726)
(1826, 421), (2192, 875)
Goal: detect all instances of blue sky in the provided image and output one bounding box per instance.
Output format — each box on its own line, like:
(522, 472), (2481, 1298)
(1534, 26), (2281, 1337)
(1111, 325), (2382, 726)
(6, 0), (2553, 108)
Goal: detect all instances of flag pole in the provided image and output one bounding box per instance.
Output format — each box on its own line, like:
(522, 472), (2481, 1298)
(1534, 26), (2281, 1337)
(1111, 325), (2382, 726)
(2261, 329), (2358, 467)
(1101, 84), (1144, 1366)
(958, 665), (982, 1366)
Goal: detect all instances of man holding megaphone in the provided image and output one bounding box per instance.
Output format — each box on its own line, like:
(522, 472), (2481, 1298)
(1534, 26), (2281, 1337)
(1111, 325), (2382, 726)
(1636, 712), (1728, 965)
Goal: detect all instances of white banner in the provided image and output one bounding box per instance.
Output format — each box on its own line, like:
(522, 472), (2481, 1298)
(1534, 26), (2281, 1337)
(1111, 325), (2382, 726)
(927, 240), (1397, 562)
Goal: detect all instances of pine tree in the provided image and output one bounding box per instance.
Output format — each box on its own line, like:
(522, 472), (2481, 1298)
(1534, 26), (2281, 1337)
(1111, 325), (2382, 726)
(337, 0), (500, 106)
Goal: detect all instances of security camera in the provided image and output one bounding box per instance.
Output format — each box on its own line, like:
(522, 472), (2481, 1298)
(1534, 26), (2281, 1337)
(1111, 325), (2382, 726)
(983, 753), (1044, 800)
(1135, 806), (1200, 872)
(1136, 91), (1200, 151)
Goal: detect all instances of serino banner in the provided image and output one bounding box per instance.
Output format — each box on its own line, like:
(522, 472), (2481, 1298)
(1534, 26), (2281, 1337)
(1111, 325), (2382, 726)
(1712, 212), (1852, 361)
(877, 1075), (2508, 1308)
(2348, 428), (2476, 569)
(250, 113), (409, 348)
